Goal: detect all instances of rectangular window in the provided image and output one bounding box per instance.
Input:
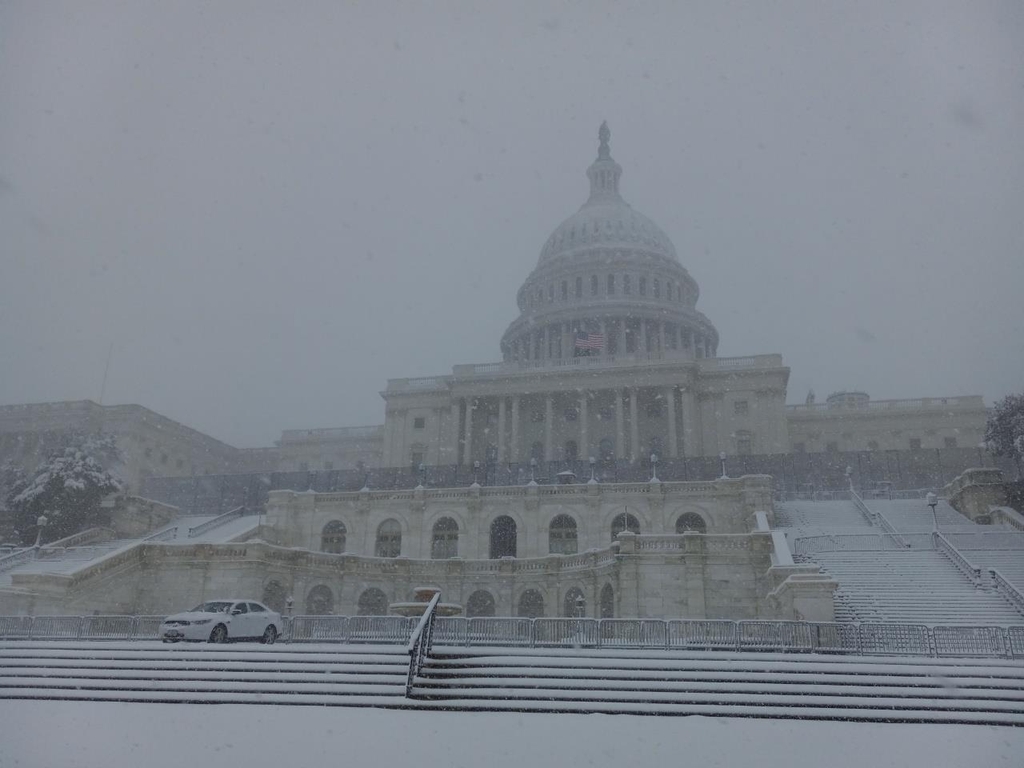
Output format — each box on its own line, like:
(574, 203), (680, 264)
(623, 275), (631, 294)
(910, 438), (922, 450)
(561, 280), (568, 300)
(653, 279), (660, 298)
(575, 276), (582, 298)
(944, 436), (958, 448)
(411, 451), (424, 466)
(737, 437), (752, 455)
(591, 275), (598, 295)
(413, 417), (425, 429)
(734, 400), (749, 415)
(607, 274), (615, 294)
(639, 277), (646, 296)
(793, 442), (806, 453)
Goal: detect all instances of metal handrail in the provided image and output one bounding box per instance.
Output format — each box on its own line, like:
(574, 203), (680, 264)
(405, 592), (441, 697)
(188, 506), (247, 538)
(933, 531), (982, 582)
(991, 570), (1024, 617)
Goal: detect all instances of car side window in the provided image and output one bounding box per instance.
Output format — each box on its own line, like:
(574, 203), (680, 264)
(233, 602), (248, 614)
(248, 602), (265, 613)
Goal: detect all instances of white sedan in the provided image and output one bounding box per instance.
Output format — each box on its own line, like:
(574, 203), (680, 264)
(160, 600), (284, 644)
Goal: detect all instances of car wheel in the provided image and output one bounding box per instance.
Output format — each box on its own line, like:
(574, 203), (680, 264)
(209, 624), (228, 644)
(260, 625), (277, 645)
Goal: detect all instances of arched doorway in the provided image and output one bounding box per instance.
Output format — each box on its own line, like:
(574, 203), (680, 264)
(320, 520), (346, 553)
(305, 584), (334, 615)
(548, 514), (578, 554)
(517, 589), (545, 618)
(563, 586), (586, 617)
(375, 519), (402, 558)
(675, 512), (707, 533)
(599, 583), (614, 618)
(466, 590), (496, 617)
(489, 515), (517, 558)
(357, 588), (388, 616)
(430, 517), (459, 559)
(611, 512), (641, 541)
(262, 580), (287, 614)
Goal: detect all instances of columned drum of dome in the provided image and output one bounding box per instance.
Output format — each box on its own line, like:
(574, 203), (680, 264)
(500, 122), (719, 364)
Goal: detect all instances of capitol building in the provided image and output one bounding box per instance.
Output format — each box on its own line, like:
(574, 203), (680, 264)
(0, 124), (1012, 624)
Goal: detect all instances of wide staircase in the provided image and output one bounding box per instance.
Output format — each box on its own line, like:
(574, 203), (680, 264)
(774, 499), (874, 532)
(865, 498), (974, 531)
(806, 549), (1023, 624)
(2, 640), (1024, 725)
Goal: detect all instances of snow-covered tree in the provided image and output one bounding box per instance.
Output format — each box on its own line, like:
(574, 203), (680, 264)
(985, 393), (1024, 470)
(7, 434), (122, 545)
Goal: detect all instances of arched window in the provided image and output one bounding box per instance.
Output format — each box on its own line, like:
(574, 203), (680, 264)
(517, 589), (545, 618)
(563, 587), (586, 617)
(599, 437), (615, 461)
(549, 514), (578, 555)
(320, 520), (346, 554)
(305, 584), (334, 615)
(431, 517), (459, 559)
(611, 512), (640, 541)
(357, 588), (388, 616)
(675, 512), (707, 534)
(599, 583), (614, 618)
(563, 440), (578, 462)
(262, 580), (287, 613)
(375, 519), (402, 558)
(466, 590), (496, 617)
(489, 515), (517, 559)
(530, 441), (544, 462)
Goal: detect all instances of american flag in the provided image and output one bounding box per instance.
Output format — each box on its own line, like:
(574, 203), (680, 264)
(574, 332), (606, 351)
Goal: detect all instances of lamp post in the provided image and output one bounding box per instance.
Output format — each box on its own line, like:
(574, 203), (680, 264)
(589, 456), (596, 482)
(719, 452), (728, 480)
(418, 462), (426, 488)
(926, 492), (939, 532)
(530, 457), (537, 483)
(845, 465), (854, 493)
(473, 460), (480, 485)
(285, 595), (294, 616)
(650, 453), (659, 482)
(575, 595), (586, 619)
(34, 514), (48, 548)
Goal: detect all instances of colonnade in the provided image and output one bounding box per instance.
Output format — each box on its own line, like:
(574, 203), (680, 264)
(456, 385), (698, 466)
(506, 317), (716, 363)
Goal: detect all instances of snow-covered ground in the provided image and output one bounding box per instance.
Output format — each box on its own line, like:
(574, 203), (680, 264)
(1, 701), (1021, 768)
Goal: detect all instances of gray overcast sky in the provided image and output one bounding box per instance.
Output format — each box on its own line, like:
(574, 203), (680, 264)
(1, 1), (1022, 448)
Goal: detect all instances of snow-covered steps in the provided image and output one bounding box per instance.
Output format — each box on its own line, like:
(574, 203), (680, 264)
(0, 641), (411, 705)
(2, 641), (1024, 725)
(864, 498), (975, 532)
(774, 500), (875, 532)
(413, 646), (1024, 725)
(807, 550), (1024, 624)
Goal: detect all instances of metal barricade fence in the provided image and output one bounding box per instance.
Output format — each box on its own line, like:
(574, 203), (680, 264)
(1008, 627), (1024, 659)
(859, 623), (932, 655)
(931, 626), (1008, 658)
(289, 616), (349, 643)
(433, 616), (469, 645)
(0, 615), (34, 639)
(812, 622), (861, 653)
(667, 620), (738, 650)
(29, 616), (83, 640)
(79, 615), (137, 641)
(599, 619), (668, 649)
(738, 621), (816, 652)
(347, 616), (414, 644)
(135, 616), (165, 640)
(534, 618), (599, 647)
(467, 617), (532, 646)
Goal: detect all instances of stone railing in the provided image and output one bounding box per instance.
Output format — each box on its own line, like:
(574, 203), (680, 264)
(43, 527), (114, 549)
(187, 506), (248, 538)
(3, 614), (1021, 659)
(793, 533), (934, 555)
(142, 526), (178, 543)
(787, 395), (984, 414)
(279, 425), (382, 443)
(448, 353), (782, 380)
(941, 531), (1024, 550)
(0, 548), (37, 574)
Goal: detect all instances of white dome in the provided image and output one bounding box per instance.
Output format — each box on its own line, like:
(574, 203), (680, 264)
(540, 199), (677, 263)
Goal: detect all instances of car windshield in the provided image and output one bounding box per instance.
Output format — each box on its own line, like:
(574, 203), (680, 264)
(190, 602), (232, 614)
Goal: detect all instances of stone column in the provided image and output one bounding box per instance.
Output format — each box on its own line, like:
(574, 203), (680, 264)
(615, 389), (625, 459)
(510, 396), (520, 462)
(659, 322), (666, 356)
(599, 320), (608, 355)
(666, 386), (678, 458)
(544, 393), (554, 462)
(449, 403), (461, 462)
(629, 387), (640, 462)
(680, 388), (697, 456)
(579, 391), (589, 459)
(463, 397), (473, 465)
(618, 319), (627, 356)
(561, 323), (571, 360)
(497, 396), (507, 464)
(543, 326), (550, 360)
